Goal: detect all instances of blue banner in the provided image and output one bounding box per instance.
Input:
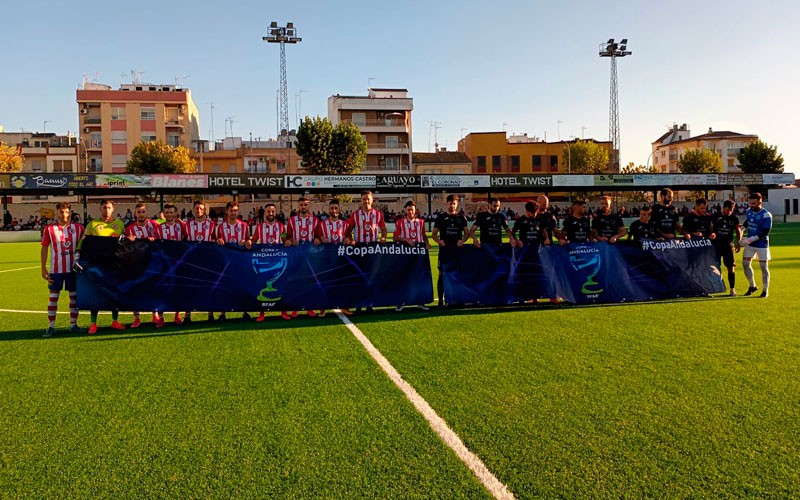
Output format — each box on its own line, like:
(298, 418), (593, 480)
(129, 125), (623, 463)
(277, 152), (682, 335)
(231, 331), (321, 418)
(441, 240), (725, 306)
(77, 237), (433, 312)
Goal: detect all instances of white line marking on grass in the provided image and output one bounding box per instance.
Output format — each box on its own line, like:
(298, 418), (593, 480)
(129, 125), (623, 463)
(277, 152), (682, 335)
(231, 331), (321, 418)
(0, 266), (39, 273)
(335, 310), (516, 500)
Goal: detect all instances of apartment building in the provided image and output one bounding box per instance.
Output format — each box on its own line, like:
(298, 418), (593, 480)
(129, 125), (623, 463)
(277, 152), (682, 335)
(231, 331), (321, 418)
(327, 88), (413, 173)
(651, 124), (758, 173)
(0, 132), (77, 174)
(76, 82), (200, 173)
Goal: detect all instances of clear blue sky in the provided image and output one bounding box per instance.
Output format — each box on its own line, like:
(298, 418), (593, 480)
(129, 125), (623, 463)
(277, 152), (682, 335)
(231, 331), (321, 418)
(2, 0), (797, 175)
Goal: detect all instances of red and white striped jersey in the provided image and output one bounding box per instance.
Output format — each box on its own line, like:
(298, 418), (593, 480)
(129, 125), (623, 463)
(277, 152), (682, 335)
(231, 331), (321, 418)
(216, 220), (250, 244)
(317, 218), (346, 244)
(346, 208), (385, 243)
(125, 220), (158, 240)
(157, 221), (187, 241)
(253, 221), (285, 244)
(287, 215), (318, 243)
(186, 218), (216, 242)
(41, 222), (84, 274)
(395, 217), (427, 244)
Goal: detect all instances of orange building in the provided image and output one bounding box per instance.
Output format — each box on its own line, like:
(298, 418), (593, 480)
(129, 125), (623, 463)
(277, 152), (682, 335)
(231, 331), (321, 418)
(458, 131), (612, 175)
(76, 82), (200, 173)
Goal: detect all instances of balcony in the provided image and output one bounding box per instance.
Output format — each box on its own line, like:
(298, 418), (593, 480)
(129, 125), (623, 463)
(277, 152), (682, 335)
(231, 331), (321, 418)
(360, 164), (411, 173)
(343, 118), (406, 132)
(165, 119), (182, 127)
(727, 148), (742, 157)
(84, 118), (102, 125)
(367, 142), (408, 154)
(85, 141), (102, 150)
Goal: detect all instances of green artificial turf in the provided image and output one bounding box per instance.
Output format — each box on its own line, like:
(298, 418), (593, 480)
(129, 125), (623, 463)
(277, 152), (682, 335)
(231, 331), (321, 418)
(2, 226), (798, 497)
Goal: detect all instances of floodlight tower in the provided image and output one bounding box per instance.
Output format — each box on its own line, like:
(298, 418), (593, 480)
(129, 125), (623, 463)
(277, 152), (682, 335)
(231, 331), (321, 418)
(599, 38), (631, 170)
(263, 21), (302, 139)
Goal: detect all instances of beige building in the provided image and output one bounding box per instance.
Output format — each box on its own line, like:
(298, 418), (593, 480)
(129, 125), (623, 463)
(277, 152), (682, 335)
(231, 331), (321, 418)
(76, 82), (200, 173)
(0, 132), (77, 174)
(328, 88), (413, 173)
(193, 137), (301, 175)
(651, 124), (758, 173)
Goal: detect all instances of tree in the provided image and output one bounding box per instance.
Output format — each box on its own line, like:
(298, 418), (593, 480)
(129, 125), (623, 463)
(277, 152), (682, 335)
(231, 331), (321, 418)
(737, 140), (784, 173)
(0, 143), (24, 173)
(620, 162), (659, 174)
(565, 140), (610, 174)
(296, 116), (367, 175)
(677, 148), (722, 173)
(126, 140), (196, 174)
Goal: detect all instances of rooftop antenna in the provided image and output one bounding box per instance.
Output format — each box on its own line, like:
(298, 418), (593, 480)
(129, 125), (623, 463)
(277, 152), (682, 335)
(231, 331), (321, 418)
(81, 74), (90, 89)
(206, 101), (216, 142)
(43, 120), (51, 133)
(130, 70), (145, 85)
(175, 75), (190, 88)
(368, 77), (375, 89)
(428, 121), (441, 152)
(120, 72), (128, 85)
(225, 116), (237, 137)
(502, 122), (509, 132)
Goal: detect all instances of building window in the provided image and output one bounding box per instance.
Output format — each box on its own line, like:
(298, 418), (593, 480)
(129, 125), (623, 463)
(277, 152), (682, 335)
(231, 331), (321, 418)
(549, 155), (558, 172)
(476, 156), (486, 173)
(112, 155), (127, 168)
(385, 136), (399, 148)
(211, 164), (221, 173)
(532, 155), (542, 172)
(492, 155), (501, 173)
(111, 131), (127, 144)
(229, 163), (237, 173)
(141, 134), (157, 143)
(140, 107), (156, 120)
(386, 156), (400, 168)
(111, 107), (127, 120)
(352, 112), (366, 127)
(32, 159), (44, 172)
(53, 160), (73, 172)
(167, 135), (180, 147)
(728, 158), (735, 168)
(454, 168), (465, 174)
(510, 155), (520, 173)
(89, 133), (102, 148)
(277, 161), (287, 171)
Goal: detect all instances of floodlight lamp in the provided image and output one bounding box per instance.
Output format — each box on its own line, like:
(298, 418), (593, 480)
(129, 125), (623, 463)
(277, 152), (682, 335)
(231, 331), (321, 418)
(270, 21), (278, 28)
(287, 22), (294, 28)
(620, 38), (628, 44)
(607, 38), (614, 44)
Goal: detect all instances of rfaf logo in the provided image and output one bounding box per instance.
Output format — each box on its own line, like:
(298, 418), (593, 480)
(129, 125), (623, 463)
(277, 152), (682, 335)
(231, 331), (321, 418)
(568, 245), (604, 297)
(251, 248), (288, 302)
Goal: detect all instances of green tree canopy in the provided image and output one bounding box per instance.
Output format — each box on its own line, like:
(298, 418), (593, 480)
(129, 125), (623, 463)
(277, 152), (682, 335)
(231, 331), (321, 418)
(737, 140), (784, 173)
(0, 143), (24, 173)
(296, 116), (367, 175)
(677, 148), (722, 173)
(620, 162), (660, 174)
(126, 141), (196, 174)
(565, 140), (610, 174)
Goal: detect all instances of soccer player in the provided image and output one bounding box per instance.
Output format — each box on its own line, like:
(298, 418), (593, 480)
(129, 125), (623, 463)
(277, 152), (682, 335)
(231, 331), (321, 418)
(345, 190), (387, 244)
(513, 201), (551, 248)
(533, 195), (558, 243)
(431, 194), (469, 307)
(344, 191), (386, 313)
(81, 199), (126, 334)
(215, 201), (252, 321)
(711, 199), (742, 296)
(393, 200), (430, 312)
(558, 200), (593, 245)
(40, 202), (85, 337)
(284, 197), (319, 319)
(652, 187), (681, 239)
(740, 192), (772, 298)
(468, 197), (516, 248)
(314, 199), (352, 317)
(681, 198), (713, 239)
(124, 202), (159, 329)
(154, 203), (187, 327)
(315, 199), (349, 245)
(628, 205), (658, 243)
(185, 199), (217, 323)
(592, 195), (626, 243)
(252, 203), (288, 322)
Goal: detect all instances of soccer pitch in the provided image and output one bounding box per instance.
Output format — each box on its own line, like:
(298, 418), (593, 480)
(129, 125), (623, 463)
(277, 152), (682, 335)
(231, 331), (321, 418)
(1, 227), (799, 498)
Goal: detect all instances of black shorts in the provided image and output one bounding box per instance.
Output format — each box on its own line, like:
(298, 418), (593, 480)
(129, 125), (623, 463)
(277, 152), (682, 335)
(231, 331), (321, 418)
(714, 242), (735, 268)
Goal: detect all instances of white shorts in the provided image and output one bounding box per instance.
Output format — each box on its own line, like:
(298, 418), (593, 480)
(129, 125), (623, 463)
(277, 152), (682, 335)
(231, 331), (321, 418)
(743, 246), (771, 261)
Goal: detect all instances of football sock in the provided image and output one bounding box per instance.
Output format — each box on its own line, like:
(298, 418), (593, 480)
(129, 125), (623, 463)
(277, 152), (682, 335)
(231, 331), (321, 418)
(90, 310), (99, 324)
(48, 291), (59, 328)
(743, 259), (756, 288)
(759, 261), (770, 292)
(112, 310), (119, 321)
(437, 278), (444, 304)
(68, 292), (78, 326)
(727, 271), (736, 289)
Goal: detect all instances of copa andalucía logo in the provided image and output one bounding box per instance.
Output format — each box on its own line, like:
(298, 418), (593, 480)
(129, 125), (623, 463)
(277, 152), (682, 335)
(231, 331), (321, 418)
(251, 248), (288, 303)
(568, 245), (604, 297)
